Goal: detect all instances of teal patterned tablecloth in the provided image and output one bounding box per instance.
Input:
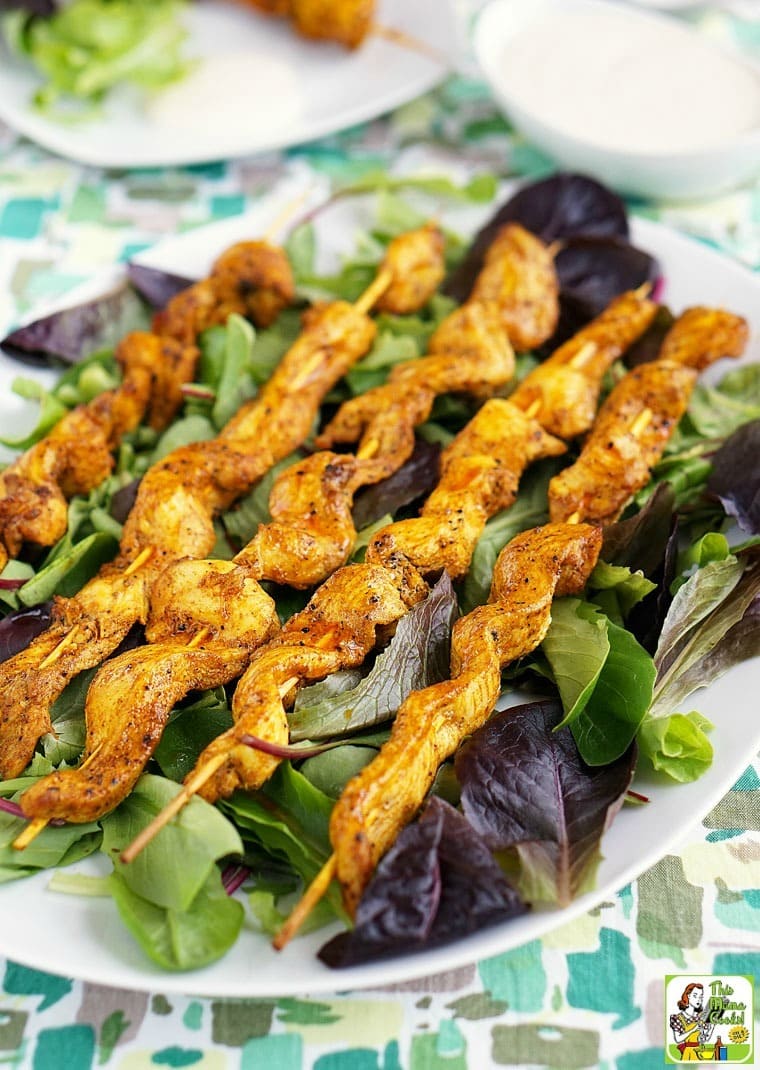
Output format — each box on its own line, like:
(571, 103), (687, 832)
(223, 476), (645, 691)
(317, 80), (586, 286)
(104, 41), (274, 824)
(1, 10), (760, 1068)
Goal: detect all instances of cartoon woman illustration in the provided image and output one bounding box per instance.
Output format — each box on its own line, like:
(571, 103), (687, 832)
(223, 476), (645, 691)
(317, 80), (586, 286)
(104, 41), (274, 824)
(669, 983), (715, 1060)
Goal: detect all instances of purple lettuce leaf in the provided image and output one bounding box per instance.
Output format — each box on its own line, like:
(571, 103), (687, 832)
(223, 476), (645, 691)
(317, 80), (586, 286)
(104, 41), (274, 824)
(455, 699), (636, 906)
(0, 285), (148, 366)
(444, 172), (628, 303)
(318, 797), (525, 968)
(109, 477), (141, 525)
(0, 1), (55, 12)
(0, 602), (53, 663)
(126, 263), (194, 310)
(706, 419), (760, 533)
(352, 437), (441, 530)
(623, 306), (676, 369)
(554, 236), (660, 318)
(601, 483), (680, 653)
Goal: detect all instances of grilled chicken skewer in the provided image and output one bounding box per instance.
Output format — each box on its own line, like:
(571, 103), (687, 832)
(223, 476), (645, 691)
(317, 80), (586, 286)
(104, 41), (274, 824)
(237, 301), (517, 586)
(1, 228), (446, 784)
(115, 282), (654, 861)
(15, 225), (560, 834)
(326, 523), (602, 917)
(0, 239), (295, 574)
(549, 308), (748, 525)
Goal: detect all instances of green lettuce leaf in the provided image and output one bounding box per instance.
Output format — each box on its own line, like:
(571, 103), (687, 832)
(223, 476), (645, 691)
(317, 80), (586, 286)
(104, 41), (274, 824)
(288, 572), (458, 741)
(638, 711), (714, 783)
(101, 773), (243, 912)
(109, 867), (243, 972)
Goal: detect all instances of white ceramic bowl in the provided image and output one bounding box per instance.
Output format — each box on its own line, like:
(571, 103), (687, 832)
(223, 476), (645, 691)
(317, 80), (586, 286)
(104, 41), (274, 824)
(473, 0), (760, 200)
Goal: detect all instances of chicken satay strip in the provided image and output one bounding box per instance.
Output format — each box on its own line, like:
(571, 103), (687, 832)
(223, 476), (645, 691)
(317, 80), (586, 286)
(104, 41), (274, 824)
(316, 301), (515, 465)
(331, 522), (602, 914)
(192, 565), (408, 804)
(548, 361), (697, 525)
(291, 0), (374, 48)
(657, 306), (749, 371)
(0, 300), (377, 781)
(0, 332), (162, 565)
(18, 561), (280, 825)
(0, 242), (296, 569)
(153, 241), (295, 342)
(366, 399), (566, 599)
(238, 303), (516, 587)
(509, 287), (658, 439)
(468, 223), (560, 350)
(548, 304), (748, 525)
(374, 223), (445, 314)
(177, 411), (564, 809)
(2, 227), (447, 804)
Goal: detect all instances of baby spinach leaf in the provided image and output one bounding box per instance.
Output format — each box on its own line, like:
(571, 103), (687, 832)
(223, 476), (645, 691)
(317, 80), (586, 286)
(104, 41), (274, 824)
(211, 314), (256, 430)
(569, 618), (656, 766)
(101, 773), (242, 912)
(299, 744), (380, 799)
(17, 531), (119, 606)
(153, 688), (233, 783)
(456, 699), (636, 906)
(541, 599), (610, 728)
(109, 867), (244, 972)
(0, 807), (101, 881)
(0, 377), (67, 449)
(289, 572), (458, 741)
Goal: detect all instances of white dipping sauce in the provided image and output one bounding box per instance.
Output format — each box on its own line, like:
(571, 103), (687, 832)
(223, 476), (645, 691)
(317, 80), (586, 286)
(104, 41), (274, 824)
(495, 7), (760, 154)
(147, 53), (303, 140)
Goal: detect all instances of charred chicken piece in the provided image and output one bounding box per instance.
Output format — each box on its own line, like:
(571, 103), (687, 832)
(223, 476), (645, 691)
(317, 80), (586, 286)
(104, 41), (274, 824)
(548, 361), (697, 525)
(193, 565), (408, 803)
(0, 331), (159, 562)
(291, 0), (375, 48)
(374, 223), (446, 315)
(18, 562), (279, 824)
(331, 522), (603, 914)
(0, 300), (377, 781)
(366, 399), (565, 596)
(469, 223), (559, 350)
(509, 287), (658, 439)
(657, 306), (749, 371)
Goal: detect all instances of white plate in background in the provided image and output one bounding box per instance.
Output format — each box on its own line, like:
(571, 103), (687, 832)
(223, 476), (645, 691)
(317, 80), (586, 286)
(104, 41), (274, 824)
(0, 207), (758, 995)
(0, 0), (454, 168)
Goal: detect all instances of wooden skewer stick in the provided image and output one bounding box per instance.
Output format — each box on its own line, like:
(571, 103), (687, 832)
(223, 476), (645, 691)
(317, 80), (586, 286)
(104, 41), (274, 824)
(272, 854), (338, 951)
(290, 269), (393, 392)
(566, 406), (655, 526)
(370, 22), (449, 67)
(12, 744), (105, 850)
(262, 188), (314, 245)
(38, 626), (82, 671)
(568, 341), (598, 369)
(123, 545), (154, 577)
(11, 817), (48, 851)
(119, 673), (301, 864)
(121, 626), (338, 863)
(356, 438), (379, 461)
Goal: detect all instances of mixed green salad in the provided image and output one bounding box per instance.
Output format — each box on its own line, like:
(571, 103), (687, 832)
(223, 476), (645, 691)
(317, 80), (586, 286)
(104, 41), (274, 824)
(1, 0), (192, 119)
(0, 172), (759, 973)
